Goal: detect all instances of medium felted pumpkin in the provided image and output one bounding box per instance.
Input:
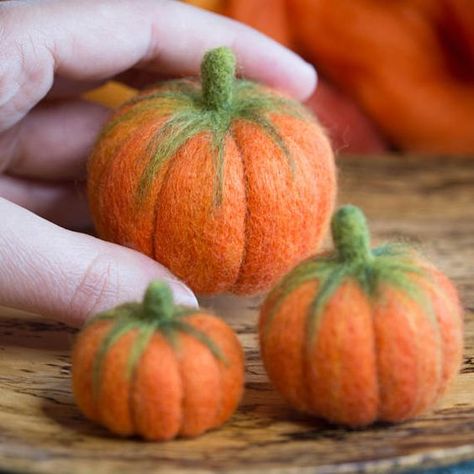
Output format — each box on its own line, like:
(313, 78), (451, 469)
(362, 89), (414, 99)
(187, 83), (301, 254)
(71, 281), (244, 440)
(87, 47), (336, 295)
(259, 205), (464, 427)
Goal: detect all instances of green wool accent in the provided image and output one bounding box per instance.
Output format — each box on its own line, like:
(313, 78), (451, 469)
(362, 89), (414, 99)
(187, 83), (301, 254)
(331, 205), (373, 263)
(142, 280), (174, 321)
(101, 47), (309, 207)
(89, 281), (224, 398)
(264, 205), (433, 344)
(201, 47), (236, 111)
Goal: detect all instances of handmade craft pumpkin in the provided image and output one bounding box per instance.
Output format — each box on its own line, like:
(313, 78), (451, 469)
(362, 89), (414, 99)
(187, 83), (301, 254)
(259, 205), (464, 427)
(88, 47), (336, 295)
(72, 281), (244, 440)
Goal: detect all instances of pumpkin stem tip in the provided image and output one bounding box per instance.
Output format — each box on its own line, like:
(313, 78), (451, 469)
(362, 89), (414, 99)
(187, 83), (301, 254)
(201, 46), (236, 111)
(331, 205), (373, 263)
(143, 281), (174, 321)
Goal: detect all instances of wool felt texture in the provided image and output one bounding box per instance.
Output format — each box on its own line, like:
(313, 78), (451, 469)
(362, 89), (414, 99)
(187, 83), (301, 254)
(259, 205), (464, 427)
(87, 47), (336, 295)
(71, 281), (244, 441)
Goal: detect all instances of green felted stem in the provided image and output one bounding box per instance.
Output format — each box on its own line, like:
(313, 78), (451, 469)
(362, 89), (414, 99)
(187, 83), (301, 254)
(331, 205), (373, 264)
(143, 280), (174, 321)
(201, 47), (236, 111)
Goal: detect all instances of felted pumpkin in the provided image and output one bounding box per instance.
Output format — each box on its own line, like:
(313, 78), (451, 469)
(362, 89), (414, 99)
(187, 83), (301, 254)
(71, 281), (244, 440)
(259, 205), (464, 427)
(87, 47), (336, 295)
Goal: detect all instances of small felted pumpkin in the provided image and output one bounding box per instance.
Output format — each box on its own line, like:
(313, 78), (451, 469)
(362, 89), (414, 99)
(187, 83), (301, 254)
(71, 281), (244, 440)
(87, 47), (336, 295)
(259, 205), (464, 427)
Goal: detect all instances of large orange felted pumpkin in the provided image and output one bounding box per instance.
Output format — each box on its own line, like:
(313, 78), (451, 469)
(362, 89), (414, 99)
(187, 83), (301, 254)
(72, 281), (244, 440)
(87, 47), (336, 295)
(260, 205), (464, 427)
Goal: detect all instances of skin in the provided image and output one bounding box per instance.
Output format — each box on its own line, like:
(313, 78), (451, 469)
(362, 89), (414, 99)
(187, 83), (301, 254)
(0, 0), (316, 326)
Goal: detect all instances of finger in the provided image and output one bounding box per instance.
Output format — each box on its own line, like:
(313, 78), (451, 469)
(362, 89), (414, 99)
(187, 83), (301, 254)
(1, 0), (315, 130)
(0, 198), (198, 327)
(0, 175), (90, 230)
(0, 100), (110, 180)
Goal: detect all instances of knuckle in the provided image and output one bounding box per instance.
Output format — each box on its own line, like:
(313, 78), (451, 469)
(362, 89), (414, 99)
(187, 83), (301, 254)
(0, 3), (54, 132)
(68, 253), (121, 321)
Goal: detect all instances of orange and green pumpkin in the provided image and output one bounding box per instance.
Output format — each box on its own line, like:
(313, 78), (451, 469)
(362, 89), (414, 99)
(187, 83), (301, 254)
(259, 205), (464, 427)
(72, 281), (244, 440)
(87, 47), (336, 295)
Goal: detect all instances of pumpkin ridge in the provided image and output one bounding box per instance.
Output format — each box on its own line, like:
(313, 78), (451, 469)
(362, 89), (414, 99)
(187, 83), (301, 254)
(125, 325), (156, 380)
(228, 127), (250, 291)
(176, 320), (227, 364)
(411, 275), (446, 402)
(211, 354), (225, 429)
(210, 120), (233, 206)
(368, 297), (382, 422)
(175, 341), (188, 437)
(92, 320), (139, 399)
(302, 283), (319, 414)
(263, 258), (337, 335)
(238, 111), (295, 174)
(136, 111), (217, 203)
(148, 132), (183, 259)
(306, 265), (352, 344)
(429, 278), (460, 395)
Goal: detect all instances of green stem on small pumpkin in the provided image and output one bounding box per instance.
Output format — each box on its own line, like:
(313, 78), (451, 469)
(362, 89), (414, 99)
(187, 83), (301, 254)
(143, 281), (174, 321)
(331, 205), (373, 264)
(201, 47), (236, 111)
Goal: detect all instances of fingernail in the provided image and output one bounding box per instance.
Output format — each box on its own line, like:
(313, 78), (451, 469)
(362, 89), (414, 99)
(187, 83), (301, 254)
(167, 279), (199, 308)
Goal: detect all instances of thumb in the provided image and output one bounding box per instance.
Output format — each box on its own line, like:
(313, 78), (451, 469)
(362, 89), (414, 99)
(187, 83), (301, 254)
(0, 198), (197, 327)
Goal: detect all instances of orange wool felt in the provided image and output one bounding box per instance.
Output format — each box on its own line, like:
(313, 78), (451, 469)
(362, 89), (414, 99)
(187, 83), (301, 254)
(72, 281), (244, 441)
(87, 47), (336, 295)
(259, 206), (464, 427)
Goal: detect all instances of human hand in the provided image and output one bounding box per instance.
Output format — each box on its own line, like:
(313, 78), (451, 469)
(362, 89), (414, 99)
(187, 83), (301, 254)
(0, 0), (316, 326)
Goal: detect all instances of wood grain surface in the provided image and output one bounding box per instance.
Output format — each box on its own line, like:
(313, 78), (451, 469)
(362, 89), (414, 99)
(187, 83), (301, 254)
(1, 155), (474, 474)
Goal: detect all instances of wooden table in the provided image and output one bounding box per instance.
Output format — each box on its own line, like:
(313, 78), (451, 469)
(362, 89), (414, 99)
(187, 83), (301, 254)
(1, 155), (474, 474)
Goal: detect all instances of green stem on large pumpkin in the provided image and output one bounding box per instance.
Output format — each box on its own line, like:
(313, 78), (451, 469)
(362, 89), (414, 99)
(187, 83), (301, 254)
(201, 47), (236, 111)
(143, 281), (174, 321)
(331, 205), (373, 264)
